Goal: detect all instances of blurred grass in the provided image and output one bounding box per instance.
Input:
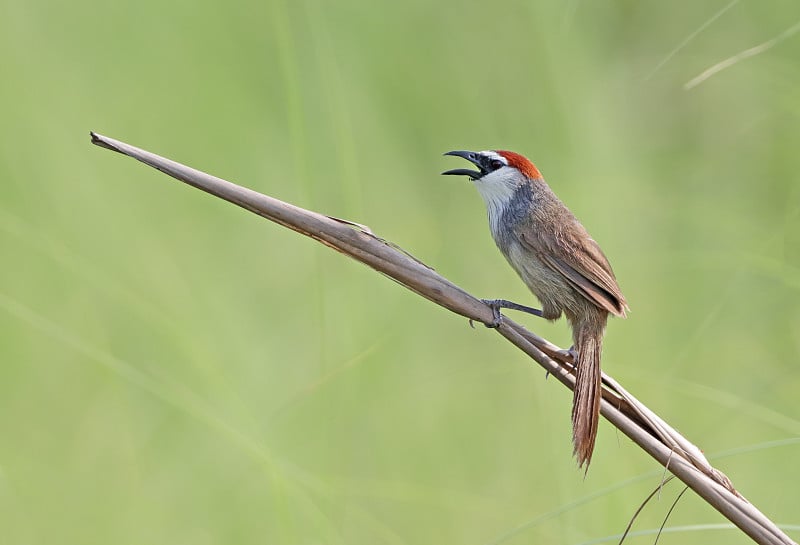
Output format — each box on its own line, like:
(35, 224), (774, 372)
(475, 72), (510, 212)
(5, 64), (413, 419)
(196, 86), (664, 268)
(1, 0), (800, 543)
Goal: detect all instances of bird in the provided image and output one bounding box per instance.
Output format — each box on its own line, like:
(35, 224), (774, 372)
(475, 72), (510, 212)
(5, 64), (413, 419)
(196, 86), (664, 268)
(442, 149), (628, 469)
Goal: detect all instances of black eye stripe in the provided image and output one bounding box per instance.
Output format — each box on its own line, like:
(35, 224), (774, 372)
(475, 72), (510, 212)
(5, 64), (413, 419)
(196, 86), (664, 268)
(476, 155), (505, 172)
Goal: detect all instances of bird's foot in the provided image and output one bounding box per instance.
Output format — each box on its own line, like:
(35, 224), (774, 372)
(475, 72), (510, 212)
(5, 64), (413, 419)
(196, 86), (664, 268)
(556, 345), (577, 363)
(479, 298), (544, 329)
(472, 299), (545, 329)
(545, 346), (577, 379)
(480, 299), (505, 328)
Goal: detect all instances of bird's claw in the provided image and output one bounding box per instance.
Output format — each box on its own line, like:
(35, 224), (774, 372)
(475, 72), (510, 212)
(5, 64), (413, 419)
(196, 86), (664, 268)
(481, 299), (504, 328)
(556, 346), (577, 363)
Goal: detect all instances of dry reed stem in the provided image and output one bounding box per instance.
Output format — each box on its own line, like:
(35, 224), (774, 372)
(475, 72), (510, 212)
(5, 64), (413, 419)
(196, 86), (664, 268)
(90, 132), (796, 545)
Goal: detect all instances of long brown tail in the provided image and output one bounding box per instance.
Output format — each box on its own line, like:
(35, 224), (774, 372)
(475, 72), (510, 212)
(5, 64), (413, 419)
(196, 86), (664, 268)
(572, 320), (606, 470)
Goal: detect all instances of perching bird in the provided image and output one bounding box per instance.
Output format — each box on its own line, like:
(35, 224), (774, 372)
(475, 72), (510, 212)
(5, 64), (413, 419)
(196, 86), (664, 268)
(443, 150), (628, 469)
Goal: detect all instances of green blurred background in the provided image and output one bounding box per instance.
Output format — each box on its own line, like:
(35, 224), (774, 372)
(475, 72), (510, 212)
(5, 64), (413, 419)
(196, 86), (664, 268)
(2, 0), (799, 543)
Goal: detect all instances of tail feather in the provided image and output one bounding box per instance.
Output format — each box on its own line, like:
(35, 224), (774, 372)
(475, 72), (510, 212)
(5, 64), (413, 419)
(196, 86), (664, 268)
(572, 324), (604, 469)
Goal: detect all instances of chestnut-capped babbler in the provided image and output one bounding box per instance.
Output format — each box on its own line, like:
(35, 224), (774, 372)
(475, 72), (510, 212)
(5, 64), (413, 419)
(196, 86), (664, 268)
(443, 150), (628, 470)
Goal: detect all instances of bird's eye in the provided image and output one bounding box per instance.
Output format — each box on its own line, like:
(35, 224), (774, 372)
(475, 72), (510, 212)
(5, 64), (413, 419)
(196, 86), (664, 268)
(490, 160), (504, 170)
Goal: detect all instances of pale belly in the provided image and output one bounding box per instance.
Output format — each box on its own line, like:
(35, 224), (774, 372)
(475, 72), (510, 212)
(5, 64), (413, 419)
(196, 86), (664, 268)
(503, 241), (585, 320)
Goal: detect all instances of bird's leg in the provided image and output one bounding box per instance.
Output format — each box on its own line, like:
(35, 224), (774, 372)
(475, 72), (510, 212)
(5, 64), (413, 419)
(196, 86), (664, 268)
(480, 299), (544, 328)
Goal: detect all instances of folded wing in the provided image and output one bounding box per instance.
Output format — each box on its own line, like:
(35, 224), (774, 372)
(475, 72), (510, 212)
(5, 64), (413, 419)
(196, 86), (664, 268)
(518, 226), (628, 317)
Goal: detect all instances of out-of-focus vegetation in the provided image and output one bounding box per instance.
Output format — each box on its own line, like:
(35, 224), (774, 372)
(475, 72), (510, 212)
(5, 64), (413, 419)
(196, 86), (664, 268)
(1, 1), (799, 543)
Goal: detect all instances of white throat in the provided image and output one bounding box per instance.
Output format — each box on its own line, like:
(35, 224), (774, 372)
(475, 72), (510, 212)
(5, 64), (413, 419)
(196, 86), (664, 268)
(473, 167), (520, 233)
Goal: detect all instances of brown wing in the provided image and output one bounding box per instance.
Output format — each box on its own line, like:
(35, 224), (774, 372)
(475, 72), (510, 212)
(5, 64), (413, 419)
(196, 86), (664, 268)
(518, 224), (628, 317)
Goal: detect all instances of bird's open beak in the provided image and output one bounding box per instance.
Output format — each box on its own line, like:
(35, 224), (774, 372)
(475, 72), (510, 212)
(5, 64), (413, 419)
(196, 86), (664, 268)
(442, 150), (485, 180)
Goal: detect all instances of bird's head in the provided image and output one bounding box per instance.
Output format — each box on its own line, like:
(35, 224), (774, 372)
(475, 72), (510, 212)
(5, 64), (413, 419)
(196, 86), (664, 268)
(442, 150), (542, 209)
(442, 150), (541, 181)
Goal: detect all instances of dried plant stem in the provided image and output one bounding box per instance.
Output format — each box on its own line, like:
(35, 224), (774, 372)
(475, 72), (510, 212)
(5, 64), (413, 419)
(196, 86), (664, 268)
(90, 132), (796, 545)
